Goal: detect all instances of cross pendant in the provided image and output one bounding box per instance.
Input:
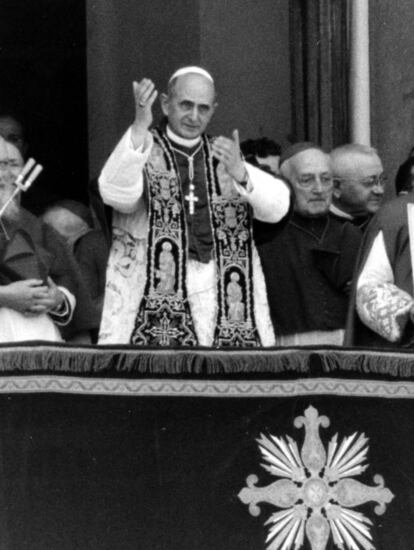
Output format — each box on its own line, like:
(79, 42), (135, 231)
(185, 183), (199, 215)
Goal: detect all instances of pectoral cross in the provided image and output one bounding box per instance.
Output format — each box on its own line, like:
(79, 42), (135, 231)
(185, 183), (199, 215)
(170, 142), (202, 216)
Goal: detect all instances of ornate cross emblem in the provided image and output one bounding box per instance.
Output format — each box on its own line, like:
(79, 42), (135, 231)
(147, 312), (183, 346)
(185, 183), (199, 215)
(238, 406), (394, 550)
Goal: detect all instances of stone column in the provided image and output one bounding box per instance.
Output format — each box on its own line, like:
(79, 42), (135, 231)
(350, 0), (370, 145)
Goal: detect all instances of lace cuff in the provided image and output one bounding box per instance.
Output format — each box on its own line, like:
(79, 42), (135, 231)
(356, 282), (414, 342)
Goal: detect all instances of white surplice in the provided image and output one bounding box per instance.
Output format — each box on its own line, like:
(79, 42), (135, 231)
(98, 127), (290, 346)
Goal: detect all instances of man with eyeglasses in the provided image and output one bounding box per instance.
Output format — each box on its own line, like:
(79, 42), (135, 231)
(254, 142), (361, 346)
(0, 112), (28, 158)
(330, 144), (385, 231)
(0, 136), (83, 342)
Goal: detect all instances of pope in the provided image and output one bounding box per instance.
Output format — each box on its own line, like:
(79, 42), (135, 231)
(98, 66), (291, 347)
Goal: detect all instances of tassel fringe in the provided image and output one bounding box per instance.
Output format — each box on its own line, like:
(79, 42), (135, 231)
(0, 344), (413, 379)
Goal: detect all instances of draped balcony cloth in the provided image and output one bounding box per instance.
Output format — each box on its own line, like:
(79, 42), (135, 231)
(0, 345), (413, 549)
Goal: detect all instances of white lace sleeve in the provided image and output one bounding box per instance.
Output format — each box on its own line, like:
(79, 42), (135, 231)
(235, 163), (290, 223)
(356, 231), (414, 342)
(99, 127), (153, 213)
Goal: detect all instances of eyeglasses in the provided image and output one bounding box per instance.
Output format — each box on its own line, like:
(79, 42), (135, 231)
(0, 160), (21, 171)
(334, 174), (387, 189)
(296, 174), (333, 188)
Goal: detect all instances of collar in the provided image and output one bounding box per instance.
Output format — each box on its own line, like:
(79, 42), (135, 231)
(329, 203), (354, 220)
(166, 125), (201, 148)
(291, 211), (329, 239)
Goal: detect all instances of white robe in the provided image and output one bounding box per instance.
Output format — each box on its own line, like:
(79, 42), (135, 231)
(98, 128), (291, 346)
(0, 287), (75, 343)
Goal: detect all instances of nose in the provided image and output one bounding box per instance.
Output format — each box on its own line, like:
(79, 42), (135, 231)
(373, 182), (384, 195)
(189, 106), (198, 122)
(312, 177), (324, 193)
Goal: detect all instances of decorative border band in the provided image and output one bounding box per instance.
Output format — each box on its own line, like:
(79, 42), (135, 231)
(0, 375), (413, 398)
(0, 345), (414, 379)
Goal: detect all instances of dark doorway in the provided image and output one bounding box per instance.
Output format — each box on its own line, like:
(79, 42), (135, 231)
(0, 0), (88, 213)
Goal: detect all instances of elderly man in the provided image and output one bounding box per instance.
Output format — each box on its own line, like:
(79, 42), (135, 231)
(330, 144), (385, 231)
(0, 136), (79, 342)
(0, 111), (28, 157)
(98, 66), (290, 347)
(255, 143), (361, 346)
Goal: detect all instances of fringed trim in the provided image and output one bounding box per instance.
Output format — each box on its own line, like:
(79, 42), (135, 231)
(204, 349), (311, 374)
(320, 349), (414, 378)
(0, 345), (313, 376)
(1, 345), (414, 379)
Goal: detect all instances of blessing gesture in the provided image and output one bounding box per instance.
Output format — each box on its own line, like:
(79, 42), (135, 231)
(131, 78), (158, 148)
(211, 129), (246, 183)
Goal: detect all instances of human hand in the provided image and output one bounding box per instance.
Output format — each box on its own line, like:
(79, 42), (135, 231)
(31, 277), (65, 313)
(211, 129), (246, 182)
(0, 279), (49, 315)
(131, 78), (158, 148)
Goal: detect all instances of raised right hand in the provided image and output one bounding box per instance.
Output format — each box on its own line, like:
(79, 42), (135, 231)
(0, 279), (49, 315)
(131, 78), (158, 148)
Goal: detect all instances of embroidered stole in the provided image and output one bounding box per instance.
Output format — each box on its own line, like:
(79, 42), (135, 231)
(408, 203), (414, 292)
(130, 129), (261, 347)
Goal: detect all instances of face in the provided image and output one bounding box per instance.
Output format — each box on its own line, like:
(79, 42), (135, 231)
(161, 74), (216, 139)
(333, 153), (384, 216)
(0, 116), (26, 155)
(288, 149), (333, 217)
(0, 138), (23, 213)
(256, 154), (280, 175)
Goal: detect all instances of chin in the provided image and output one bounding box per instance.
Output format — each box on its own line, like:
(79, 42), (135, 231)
(1, 201), (20, 222)
(366, 203), (381, 214)
(178, 124), (202, 139)
(307, 205), (329, 217)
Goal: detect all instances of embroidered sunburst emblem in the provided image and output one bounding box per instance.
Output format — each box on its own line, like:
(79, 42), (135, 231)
(238, 406), (394, 550)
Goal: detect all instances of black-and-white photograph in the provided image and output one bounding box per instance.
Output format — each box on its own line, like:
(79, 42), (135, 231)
(0, 1), (413, 548)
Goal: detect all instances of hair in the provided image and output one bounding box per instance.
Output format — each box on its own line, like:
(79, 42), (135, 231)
(0, 109), (29, 159)
(330, 144), (382, 191)
(241, 138), (281, 159)
(0, 109), (26, 135)
(395, 156), (414, 195)
(0, 136), (23, 159)
(279, 157), (297, 182)
(167, 77), (179, 97)
(280, 147), (330, 183)
(330, 143), (379, 173)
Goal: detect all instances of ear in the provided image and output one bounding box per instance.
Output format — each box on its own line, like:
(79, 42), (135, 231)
(332, 178), (342, 199)
(160, 93), (169, 117)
